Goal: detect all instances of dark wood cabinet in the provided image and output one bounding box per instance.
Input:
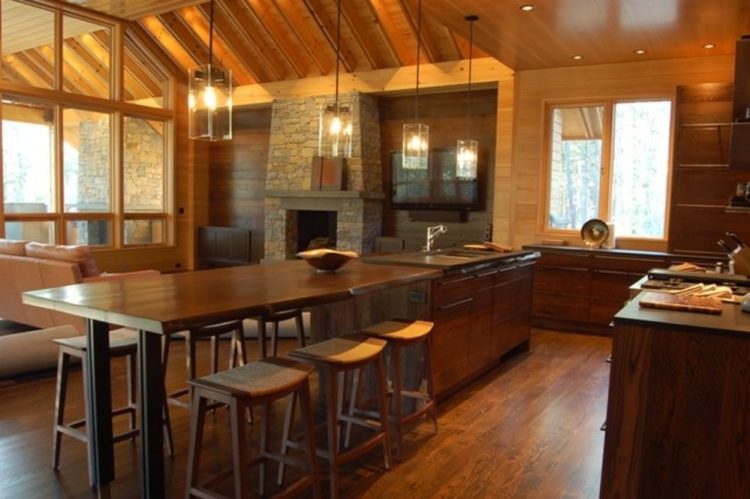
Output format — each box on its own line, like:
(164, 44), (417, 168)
(430, 262), (534, 396)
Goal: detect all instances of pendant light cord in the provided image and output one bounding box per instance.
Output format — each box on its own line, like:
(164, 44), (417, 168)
(208, 0), (215, 66)
(466, 16), (474, 138)
(414, 0), (422, 123)
(335, 0), (341, 115)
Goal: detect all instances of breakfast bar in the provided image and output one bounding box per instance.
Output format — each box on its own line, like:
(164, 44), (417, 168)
(22, 260), (441, 497)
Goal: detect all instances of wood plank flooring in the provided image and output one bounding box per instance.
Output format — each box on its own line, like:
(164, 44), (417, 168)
(0, 329), (611, 498)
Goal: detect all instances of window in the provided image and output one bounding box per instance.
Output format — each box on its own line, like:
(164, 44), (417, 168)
(0, 2), (173, 248)
(544, 99), (672, 239)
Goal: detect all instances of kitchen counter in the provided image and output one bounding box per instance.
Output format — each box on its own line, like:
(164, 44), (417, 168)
(364, 248), (538, 273)
(601, 296), (750, 497)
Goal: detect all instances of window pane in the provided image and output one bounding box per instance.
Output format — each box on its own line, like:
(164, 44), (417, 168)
(125, 219), (164, 245)
(611, 101), (672, 238)
(1, 1), (54, 90)
(124, 29), (167, 108)
(62, 15), (111, 98)
(63, 108), (111, 212)
(65, 220), (110, 245)
(2, 99), (55, 213)
(547, 106), (604, 230)
(5, 221), (55, 243)
(124, 117), (165, 213)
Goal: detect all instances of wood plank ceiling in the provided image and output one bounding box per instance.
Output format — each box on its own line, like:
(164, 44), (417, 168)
(2, 0), (749, 99)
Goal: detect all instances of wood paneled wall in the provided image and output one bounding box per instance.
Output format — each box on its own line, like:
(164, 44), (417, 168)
(206, 108), (271, 263)
(506, 55), (735, 252)
(379, 89), (498, 250)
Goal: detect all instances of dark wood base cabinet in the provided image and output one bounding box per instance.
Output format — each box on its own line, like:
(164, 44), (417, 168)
(431, 262), (533, 396)
(601, 300), (750, 498)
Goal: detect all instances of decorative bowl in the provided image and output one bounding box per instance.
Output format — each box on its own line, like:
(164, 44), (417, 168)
(296, 248), (359, 272)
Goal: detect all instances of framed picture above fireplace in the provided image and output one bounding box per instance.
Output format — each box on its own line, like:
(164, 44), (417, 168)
(389, 148), (485, 211)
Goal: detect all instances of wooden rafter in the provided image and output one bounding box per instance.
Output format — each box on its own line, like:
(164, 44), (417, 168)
(92, 30), (163, 100)
(156, 11), (209, 69)
(301, 0), (355, 72)
(243, 0), (309, 78)
(365, 0), (414, 66)
(61, 43), (109, 97)
(341, 0), (391, 69)
(273, 0), (334, 75)
(398, 0), (439, 63)
(2, 54), (49, 88)
(15, 51), (55, 88)
(63, 37), (111, 94)
(126, 21), (185, 79)
(178, 5), (256, 85)
(205, 2), (279, 82)
(138, 16), (198, 73)
(451, 30), (491, 60)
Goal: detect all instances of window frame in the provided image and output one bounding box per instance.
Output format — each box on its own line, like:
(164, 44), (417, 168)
(539, 96), (674, 246)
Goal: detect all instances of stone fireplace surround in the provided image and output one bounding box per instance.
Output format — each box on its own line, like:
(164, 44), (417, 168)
(264, 92), (384, 260)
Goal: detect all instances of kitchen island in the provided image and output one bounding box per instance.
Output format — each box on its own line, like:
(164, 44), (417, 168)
(601, 296), (750, 497)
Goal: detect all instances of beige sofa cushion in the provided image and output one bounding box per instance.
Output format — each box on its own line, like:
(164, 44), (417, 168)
(0, 239), (28, 256)
(25, 242), (100, 277)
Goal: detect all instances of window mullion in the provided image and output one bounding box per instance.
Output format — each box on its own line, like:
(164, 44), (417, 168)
(599, 101), (614, 222)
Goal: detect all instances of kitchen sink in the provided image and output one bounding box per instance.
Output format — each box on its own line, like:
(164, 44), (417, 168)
(424, 249), (488, 260)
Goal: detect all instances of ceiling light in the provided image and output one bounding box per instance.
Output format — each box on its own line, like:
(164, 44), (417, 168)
(318, 0), (352, 159)
(402, 0), (429, 171)
(571, 55), (584, 60)
(188, 0), (232, 141)
(633, 48), (647, 55)
(703, 43), (716, 49)
(520, 4), (534, 12)
(456, 15), (479, 180)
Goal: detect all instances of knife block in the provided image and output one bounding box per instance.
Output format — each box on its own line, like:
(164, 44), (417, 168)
(732, 247), (750, 275)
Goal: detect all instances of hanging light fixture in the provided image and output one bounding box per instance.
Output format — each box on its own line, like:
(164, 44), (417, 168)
(188, 0), (232, 141)
(456, 15), (479, 179)
(402, 0), (429, 170)
(318, 0), (352, 158)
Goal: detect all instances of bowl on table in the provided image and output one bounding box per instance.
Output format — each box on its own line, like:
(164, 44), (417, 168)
(296, 248), (359, 272)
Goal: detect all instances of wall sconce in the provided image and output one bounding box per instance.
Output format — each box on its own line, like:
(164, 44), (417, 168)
(188, 0), (232, 141)
(402, 0), (429, 170)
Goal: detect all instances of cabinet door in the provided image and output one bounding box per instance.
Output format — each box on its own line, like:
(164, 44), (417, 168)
(432, 296), (473, 395)
(469, 271), (496, 374)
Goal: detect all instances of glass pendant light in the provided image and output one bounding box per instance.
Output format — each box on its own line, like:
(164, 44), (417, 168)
(456, 15), (479, 179)
(402, 0), (429, 170)
(318, 0), (352, 158)
(188, 0), (232, 141)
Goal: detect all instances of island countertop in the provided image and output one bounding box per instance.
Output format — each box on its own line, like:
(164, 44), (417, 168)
(22, 259), (442, 335)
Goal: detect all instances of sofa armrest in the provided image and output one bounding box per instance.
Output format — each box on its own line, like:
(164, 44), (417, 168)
(82, 269), (161, 283)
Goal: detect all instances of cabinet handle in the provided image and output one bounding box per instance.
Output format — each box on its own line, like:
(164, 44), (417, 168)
(593, 269), (632, 275)
(438, 297), (474, 310)
(476, 270), (499, 278)
(540, 266), (588, 272)
(438, 275), (475, 286)
(497, 265), (518, 273)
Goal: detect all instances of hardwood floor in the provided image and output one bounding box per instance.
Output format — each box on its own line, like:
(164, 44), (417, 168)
(0, 329), (611, 498)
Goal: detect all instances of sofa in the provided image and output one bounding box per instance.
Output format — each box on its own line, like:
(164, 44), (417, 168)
(0, 239), (159, 377)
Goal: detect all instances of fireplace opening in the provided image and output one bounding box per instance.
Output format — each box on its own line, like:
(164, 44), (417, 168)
(297, 210), (337, 251)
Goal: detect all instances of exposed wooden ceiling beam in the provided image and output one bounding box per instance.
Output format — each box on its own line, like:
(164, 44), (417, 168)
(243, 0), (309, 79)
(178, 5), (256, 85)
(341, 0), (391, 69)
(207, 2), (281, 82)
(301, 0), (356, 73)
(15, 51), (56, 88)
(156, 11), (209, 69)
(63, 38), (111, 93)
(1, 54), (49, 88)
(365, 0), (414, 66)
(91, 29), (163, 100)
(61, 43), (109, 97)
(398, 0), (439, 63)
(271, 0), (334, 75)
(127, 20), (186, 79)
(139, 16), (198, 75)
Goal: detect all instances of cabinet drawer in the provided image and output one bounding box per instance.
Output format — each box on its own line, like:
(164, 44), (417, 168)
(593, 255), (668, 273)
(534, 266), (591, 296)
(432, 274), (475, 308)
(532, 291), (589, 322)
(591, 270), (640, 302)
(537, 252), (591, 269)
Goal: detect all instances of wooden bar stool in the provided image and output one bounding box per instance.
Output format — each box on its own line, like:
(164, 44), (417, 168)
(52, 328), (173, 481)
(253, 308), (306, 358)
(186, 358), (321, 499)
(163, 319), (247, 409)
(281, 335), (392, 498)
(354, 320), (437, 459)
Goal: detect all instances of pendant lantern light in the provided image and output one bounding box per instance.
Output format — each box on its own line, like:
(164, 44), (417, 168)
(402, 0), (429, 170)
(318, 0), (352, 158)
(456, 15), (479, 179)
(188, 0), (232, 141)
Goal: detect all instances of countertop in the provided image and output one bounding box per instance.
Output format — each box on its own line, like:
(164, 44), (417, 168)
(363, 249), (539, 272)
(523, 244), (726, 262)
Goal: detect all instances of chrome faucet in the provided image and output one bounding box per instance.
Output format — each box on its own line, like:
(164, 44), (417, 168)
(425, 224), (448, 252)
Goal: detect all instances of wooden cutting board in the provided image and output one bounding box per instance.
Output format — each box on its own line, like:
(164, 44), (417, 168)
(638, 291), (722, 315)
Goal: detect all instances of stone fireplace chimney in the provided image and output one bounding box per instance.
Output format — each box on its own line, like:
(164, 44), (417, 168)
(264, 92), (384, 260)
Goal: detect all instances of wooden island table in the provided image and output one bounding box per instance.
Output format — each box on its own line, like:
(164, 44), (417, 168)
(23, 260), (440, 497)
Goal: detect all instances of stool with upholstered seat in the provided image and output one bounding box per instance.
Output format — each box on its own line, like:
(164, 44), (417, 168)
(280, 335), (392, 498)
(186, 357), (321, 498)
(52, 328), (173, 482)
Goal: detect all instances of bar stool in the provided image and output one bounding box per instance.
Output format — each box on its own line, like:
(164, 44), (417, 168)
(354, 319), (437, 459)
(186, 358), (321, 499)
(281, 335), (392, 498)
(52, 328), (173, 480)
(163, 319), (246, 409)
(253, 308), (306, 358)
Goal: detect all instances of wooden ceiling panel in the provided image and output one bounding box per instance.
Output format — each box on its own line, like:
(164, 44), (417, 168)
(273, 0), (336, 75)
(366, 0), (414, 66)
(139, 15), (200, 72)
